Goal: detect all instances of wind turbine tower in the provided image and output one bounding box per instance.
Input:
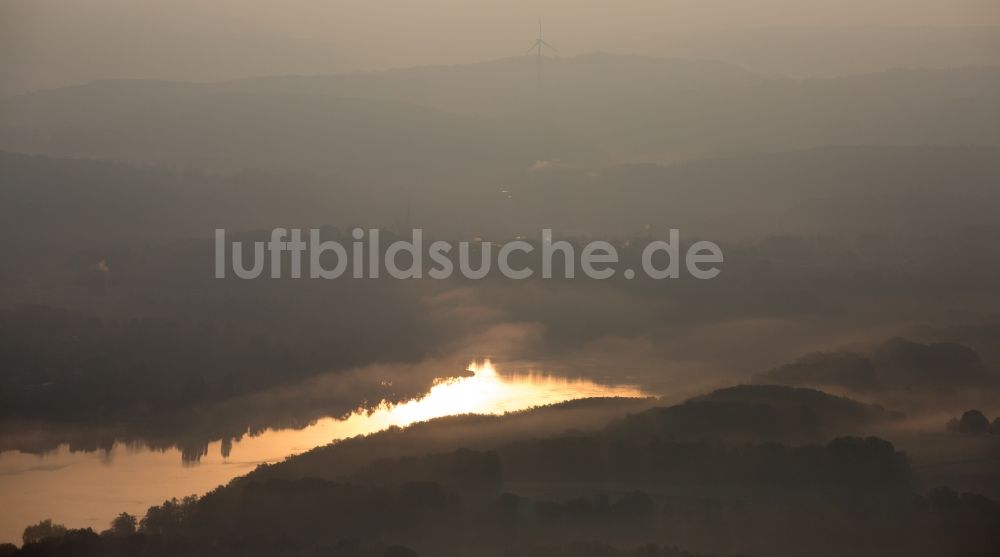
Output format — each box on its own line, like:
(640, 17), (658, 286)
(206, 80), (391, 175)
(528, 19), (557, 100)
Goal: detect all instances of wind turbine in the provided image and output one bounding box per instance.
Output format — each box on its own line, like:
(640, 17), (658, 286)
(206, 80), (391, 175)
(527, 19), (557, 99)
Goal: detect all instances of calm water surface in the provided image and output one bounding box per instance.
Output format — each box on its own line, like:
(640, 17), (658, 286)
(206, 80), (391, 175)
(0, 360), (646, 543)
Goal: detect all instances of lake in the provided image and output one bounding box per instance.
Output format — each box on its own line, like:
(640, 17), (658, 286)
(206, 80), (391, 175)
(0, 360), (646, 544)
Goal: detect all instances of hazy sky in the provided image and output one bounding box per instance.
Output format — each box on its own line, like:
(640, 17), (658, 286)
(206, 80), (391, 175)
(7, 0), (998, 41)
(2, 0), (999, 95)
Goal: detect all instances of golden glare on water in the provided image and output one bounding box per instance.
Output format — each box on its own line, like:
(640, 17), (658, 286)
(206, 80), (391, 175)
(0, 360), (646, 543)
(383, 359), (646, 426)
(258, 359), (647, 452)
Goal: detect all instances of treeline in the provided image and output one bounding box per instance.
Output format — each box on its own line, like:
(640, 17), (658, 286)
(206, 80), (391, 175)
(946, 409), (1000, 435)
(0, 292), (447, 429)
(10, 477), (999, 557)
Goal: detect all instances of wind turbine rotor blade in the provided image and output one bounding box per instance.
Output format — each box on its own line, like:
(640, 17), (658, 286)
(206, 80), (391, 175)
(541, 40), (557, 52)
(527, 40), (541, 54)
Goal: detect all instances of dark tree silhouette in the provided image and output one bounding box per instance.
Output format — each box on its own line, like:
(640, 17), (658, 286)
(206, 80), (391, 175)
(22, 520), (67, 545)
(108, 513), (138, 537)
(947, 410), (991, 435)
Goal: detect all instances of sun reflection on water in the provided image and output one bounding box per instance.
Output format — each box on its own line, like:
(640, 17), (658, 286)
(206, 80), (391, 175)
(285, 359), (646, 451)
(0, 360), (647, 543)
(377, 359), (646, 427)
